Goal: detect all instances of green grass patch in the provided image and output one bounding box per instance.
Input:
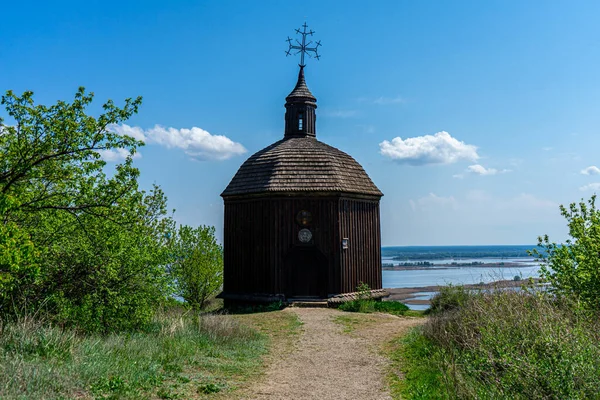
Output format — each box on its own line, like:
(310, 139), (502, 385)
(387, 328), (451, 400)
(0, 309), (269, 399)
(332, 314), (376, 334)
(339, 299), (410, 315)
(395, 287), (600, 399)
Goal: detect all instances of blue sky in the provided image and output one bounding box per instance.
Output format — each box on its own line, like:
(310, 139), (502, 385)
(3, 0), (600, 245)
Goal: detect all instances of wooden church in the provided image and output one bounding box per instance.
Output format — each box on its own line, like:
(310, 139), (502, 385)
(220, 29), (384, 304)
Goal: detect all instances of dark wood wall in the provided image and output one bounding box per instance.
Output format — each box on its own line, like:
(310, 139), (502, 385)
(338, 198), (382, 293)
(222, 194), (381, 299)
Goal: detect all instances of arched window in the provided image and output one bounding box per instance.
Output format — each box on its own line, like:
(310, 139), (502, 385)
(298, 112), (303, 130)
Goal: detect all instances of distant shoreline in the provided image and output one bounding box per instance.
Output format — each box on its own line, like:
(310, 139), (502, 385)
(382, 261), (531, 270)
(385, 278), (542, 305)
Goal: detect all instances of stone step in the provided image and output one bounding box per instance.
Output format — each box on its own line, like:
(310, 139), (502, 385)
(287, 299), (329, 308)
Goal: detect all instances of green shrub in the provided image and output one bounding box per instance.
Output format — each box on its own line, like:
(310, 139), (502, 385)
(403, 289), (600, 399)
(532, 195), (600, 311)
(374, 301), (409, 313)
(339, 299), (408, 315)
(170, 225), (223, 311)
(0, 195), (40, 313)
(427, 284), (473, 315)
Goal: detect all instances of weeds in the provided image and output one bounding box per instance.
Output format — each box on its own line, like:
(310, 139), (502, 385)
(397, 287), (600, 399)
(0, 309), (267, 399)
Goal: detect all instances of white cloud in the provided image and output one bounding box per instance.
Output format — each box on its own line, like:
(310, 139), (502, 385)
(321, 109), (358, 118)
(98, 148), (141, 162)
(109, 124), (146, 141)
(580, 183), (600, 191)
(466, 164), (511, 176)
(357, 95), (405, 105)
(580, 166), (600, 175)
(542, 147), (553, 151)
(373, 96), (405, 105)
(108, 124), (247, 161)
(379, 131), (479, 165)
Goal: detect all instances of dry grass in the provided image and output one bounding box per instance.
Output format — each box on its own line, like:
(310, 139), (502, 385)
(0, 309), (268, 399)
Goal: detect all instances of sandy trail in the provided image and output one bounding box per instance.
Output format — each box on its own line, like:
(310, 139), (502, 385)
(242, 308), (422, 400)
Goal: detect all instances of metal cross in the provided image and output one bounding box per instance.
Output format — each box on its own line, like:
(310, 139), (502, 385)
(285, 22), (321, 67)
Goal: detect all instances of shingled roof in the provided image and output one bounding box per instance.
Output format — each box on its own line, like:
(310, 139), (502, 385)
(286, 66), (316, 102)
(221, 137), (382, 197)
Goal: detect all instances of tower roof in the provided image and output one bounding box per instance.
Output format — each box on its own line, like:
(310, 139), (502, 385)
(286, 66), (316, 102)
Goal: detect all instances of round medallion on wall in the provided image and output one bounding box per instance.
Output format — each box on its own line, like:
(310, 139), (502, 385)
(298, 228), (313, 243)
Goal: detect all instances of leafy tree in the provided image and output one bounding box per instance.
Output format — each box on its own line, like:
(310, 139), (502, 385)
(0, 88), (175, 332)
(171, 225), (223, 311)
(39, 185), (174, 332)
(533, 195), (600, 310)
(0, 194), (39, 312)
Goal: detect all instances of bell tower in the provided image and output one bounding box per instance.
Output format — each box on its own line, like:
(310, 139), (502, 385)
(284, 66), (317, 138)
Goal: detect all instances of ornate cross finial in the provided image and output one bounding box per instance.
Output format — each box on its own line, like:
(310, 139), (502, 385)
(285, 22), (321, 67)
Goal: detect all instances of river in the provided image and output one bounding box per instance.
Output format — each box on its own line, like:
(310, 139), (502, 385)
(381, 257), (541, 310)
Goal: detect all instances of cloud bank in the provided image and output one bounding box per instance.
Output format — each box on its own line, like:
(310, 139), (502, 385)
(580, 166), (600, 175)
(466, 164), (511, 176)
(97, 148), (141, 162)
(379, 131), (479, 165)
(105, 123), (247, 161)
(358, 95), (405, 105)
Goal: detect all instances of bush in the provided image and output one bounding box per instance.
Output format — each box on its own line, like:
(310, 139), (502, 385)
(0, 195), (39, 313)
(427, 285), (472, 315)
(403, 289), (600, 399)
(339, 282), (409, 315)
(0, 89), (175, 333)
(532, 195), (600, 311)
(171, 225), (223, 311)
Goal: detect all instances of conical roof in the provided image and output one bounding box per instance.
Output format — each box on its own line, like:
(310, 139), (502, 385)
(286, 66), (316, 102)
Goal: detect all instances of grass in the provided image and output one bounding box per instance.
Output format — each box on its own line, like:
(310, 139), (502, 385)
(339, 299), (411, 315)
(393, 287), (600, 399)
(233, 307), (303, 356)
(0, 307), (277, 399)
(333, 314), (377, 334)
(387, 329), (450, 400)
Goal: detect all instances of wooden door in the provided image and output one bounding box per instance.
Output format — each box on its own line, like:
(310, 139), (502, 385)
(284, 246), (327, 298)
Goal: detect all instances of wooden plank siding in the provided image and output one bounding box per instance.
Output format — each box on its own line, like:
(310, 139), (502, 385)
(338, 198), (382, 293)
(222, 194), (381, 300)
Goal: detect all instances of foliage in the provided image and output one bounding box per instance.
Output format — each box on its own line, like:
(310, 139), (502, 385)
(0, 88), (143, 224)
(0, 194), (39, 311)
(0, 88), (177, 332)
(0, 310), (266, 399)
(427, 285), (472, 315)
(171, 225), (223, 311)
(532, 195), (600, 310)
(339, 299), (409, 315)
(398, 289), (600, 399)
(339, 284), (409, 315)
(388, 329), (450, 400)
(39, 185), (174, 332)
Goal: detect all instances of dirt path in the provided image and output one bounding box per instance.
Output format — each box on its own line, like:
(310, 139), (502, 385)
(241, 308), (423, 400)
